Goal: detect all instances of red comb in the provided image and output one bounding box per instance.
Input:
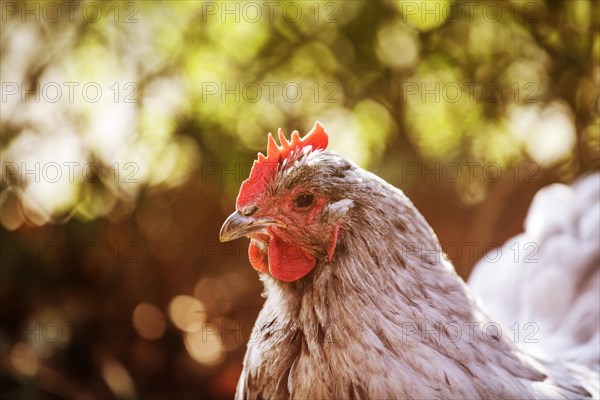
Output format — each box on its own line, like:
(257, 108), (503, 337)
(236, 121), (329, 208)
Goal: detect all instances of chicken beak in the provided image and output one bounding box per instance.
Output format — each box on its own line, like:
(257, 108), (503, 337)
(219, 210), (277, 242)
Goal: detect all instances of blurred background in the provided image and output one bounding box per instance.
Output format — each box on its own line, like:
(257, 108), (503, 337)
(0, 0), (598, 398)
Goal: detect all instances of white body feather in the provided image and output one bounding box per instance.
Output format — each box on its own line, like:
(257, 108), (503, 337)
(469, 173), (600, 375)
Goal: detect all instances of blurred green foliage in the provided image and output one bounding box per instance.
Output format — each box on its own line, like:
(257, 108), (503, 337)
(0, 0), (598, 398)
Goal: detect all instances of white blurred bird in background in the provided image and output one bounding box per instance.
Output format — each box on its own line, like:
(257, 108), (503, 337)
(469, 173), (600, 372)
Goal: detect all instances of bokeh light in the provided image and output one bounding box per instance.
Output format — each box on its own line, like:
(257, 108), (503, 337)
(11, 343), (39, 377)
(133, 302), (167, 340)
(101, 359), (136, 399)
(169, 295), (206, 333)
(184, 325), (225, 367)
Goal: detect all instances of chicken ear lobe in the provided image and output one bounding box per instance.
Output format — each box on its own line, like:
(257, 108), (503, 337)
(327, 225), (341, 263)
(268, 235), (316, 282)
(248, 242), (269, 274)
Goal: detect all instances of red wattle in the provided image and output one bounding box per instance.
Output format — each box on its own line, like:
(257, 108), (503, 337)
(268, 235), (316, 282)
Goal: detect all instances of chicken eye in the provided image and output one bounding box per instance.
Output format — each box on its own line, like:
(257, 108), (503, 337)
(294, 193), (314, 209)
(242, 205), (258, 217)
